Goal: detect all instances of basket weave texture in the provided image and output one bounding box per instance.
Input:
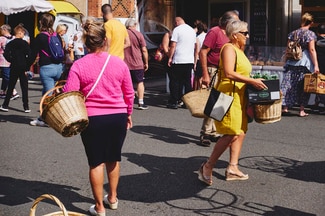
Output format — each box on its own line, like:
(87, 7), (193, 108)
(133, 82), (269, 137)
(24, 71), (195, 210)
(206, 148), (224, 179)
(40, 86), (89, 137)
(253, 98), (282, 124)
(182, 88), (210, 118)
(30, 194), (86, 216)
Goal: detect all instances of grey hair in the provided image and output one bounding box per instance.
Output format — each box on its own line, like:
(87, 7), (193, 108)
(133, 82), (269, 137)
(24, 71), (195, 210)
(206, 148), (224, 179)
(226, 20), (248, 38)
(125, 18), (137, 29)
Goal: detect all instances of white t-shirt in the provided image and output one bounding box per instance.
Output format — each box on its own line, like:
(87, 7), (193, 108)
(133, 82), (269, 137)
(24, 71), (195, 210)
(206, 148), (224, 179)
(171, 24), (196, 64)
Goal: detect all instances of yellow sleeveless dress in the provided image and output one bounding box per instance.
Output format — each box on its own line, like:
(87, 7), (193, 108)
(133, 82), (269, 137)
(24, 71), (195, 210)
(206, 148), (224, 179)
(214, 44), (252, 135)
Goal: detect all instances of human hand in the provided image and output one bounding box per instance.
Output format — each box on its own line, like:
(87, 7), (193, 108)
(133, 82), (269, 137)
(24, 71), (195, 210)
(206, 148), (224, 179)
(252, 78), (268, 90)
(201, 73), (210, 87)
(127, 115), (133, 129)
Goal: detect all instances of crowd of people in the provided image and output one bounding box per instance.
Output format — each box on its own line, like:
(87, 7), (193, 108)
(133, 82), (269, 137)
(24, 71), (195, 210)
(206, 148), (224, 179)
(0, 5), (324, 216)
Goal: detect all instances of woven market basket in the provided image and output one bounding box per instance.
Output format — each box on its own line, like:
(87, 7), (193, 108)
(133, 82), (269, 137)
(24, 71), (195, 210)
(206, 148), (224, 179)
(40, 86), (89, 137)
(253, 98), (282, 124)
(30, 194), (86, 216)
(182, 88), (210, 118)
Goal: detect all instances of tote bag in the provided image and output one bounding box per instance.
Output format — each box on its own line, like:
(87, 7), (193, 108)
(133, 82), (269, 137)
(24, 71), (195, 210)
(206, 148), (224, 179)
(204, 88), (234, 121)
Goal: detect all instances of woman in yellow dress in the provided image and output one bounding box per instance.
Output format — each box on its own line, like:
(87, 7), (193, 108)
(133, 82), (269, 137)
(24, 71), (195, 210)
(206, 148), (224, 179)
(198, 20), (267, 186)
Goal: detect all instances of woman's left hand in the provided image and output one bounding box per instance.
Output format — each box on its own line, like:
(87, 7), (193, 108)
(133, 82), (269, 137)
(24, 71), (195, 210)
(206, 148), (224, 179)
(127, 115), (133, 129)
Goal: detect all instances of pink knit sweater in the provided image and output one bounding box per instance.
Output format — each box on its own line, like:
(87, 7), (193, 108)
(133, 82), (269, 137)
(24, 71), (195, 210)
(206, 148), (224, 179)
(63, 52), (134, 116)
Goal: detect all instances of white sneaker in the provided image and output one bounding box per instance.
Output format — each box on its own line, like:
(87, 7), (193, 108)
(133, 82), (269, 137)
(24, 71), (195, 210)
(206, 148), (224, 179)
(30, 119), (47, 127)
(10, 93), (19, 100)
(0, 106), (9, 112)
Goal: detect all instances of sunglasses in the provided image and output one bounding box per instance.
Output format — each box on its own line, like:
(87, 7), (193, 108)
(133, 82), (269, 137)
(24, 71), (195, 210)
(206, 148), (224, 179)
(239, 31), (249, 36)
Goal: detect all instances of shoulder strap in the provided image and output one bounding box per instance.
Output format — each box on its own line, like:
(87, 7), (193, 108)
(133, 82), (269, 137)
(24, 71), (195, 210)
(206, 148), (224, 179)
(129, 29), (142, 48)
(213, 44), (237, 96)
(86, 54), (111, 99)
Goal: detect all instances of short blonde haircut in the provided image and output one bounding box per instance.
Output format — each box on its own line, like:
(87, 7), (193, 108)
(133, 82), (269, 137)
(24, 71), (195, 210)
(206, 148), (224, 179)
(226, 20), (248, 39)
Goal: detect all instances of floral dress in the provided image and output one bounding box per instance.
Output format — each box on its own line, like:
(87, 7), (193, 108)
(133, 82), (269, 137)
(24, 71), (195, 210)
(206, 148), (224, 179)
(281, 28), (317, 107)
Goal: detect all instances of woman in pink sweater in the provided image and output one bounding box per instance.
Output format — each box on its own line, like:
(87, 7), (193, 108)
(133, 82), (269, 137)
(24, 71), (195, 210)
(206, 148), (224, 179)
(63, 19), (134, 216)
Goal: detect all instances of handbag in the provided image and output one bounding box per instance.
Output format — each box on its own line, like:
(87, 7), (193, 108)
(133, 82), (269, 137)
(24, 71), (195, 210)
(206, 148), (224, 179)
(204, 52), (237, 121)
(154, 47), (165, 62)
(182, 72), (218, 118)
(204, 88), (234, 121)
(181, 88), (210, 118)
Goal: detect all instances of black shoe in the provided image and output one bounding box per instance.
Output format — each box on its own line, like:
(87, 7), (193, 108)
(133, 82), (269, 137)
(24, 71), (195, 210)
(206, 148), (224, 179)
(198, 135), (211, 147)
(209, 135), (220, 143)
(138, 104), (149, 110)
(167, 103), (178, 109)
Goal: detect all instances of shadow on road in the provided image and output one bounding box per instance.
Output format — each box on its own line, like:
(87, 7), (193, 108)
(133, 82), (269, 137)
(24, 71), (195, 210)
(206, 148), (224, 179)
(0, 176), (91, 214)
(240, 156), (325, 183)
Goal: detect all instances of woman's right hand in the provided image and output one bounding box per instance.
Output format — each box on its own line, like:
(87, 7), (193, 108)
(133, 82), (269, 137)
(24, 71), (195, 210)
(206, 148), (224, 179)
(251, 78), (268, 90)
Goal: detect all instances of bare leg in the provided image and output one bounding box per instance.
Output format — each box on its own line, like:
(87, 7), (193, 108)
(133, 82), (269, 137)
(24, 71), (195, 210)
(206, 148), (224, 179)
(299, 105), (308, 116)
(105, 161), (119, 203)
(228, 133), (246, 175)
(89, 163), (105, 213)
(203, 135), (235, 178)
(137, 82), (145, 102)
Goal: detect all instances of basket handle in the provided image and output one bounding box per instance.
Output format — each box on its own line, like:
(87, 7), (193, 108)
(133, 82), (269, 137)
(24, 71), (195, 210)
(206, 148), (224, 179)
(29, 194), (68, 216)
(39, 85), (64, 115)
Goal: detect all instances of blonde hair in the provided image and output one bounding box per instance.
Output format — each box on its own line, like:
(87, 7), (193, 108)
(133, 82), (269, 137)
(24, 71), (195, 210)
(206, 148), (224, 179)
(56, 24), (67, 35)
(301, 13), (313, 26)
(226, 20), (248, 38)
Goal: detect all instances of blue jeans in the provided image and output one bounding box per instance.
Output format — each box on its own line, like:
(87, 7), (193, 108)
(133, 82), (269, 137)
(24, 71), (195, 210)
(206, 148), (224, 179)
(39, 63), (63, 95)
(1, 67), (10, 91)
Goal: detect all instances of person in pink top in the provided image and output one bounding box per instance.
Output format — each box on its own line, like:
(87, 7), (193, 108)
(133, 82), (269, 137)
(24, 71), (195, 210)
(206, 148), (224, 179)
(63, 19), (134, 216)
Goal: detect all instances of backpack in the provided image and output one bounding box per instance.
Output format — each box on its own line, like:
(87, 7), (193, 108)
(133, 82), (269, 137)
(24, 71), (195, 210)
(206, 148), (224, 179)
(285, 31), (302, 61)
(41, 32), (64, 62)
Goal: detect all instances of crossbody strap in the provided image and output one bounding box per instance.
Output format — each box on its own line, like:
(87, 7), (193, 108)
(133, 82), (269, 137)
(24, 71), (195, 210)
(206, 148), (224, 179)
(214, 45), (237, 96)
(85, 54), (111, 99)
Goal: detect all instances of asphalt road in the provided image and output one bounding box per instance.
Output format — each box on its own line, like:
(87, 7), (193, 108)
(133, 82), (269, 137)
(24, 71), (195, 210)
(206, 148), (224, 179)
(0, 76), (324, 216)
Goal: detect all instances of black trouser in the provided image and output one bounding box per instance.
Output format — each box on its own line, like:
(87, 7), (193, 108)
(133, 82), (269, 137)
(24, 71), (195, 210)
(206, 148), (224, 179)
(167, 63), (193, 104)
(2, 66), (29, 109)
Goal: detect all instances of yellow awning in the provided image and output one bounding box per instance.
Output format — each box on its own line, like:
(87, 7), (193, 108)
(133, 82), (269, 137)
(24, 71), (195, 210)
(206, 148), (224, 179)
(47, 0), (80, 16)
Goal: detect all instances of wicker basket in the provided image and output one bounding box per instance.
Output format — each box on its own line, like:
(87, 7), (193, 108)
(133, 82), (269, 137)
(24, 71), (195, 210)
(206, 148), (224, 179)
(30, 194), (86, 216)
(253, 98), (282, 124)
(40, 86), (89, 137)
(182, 88), (210, 118)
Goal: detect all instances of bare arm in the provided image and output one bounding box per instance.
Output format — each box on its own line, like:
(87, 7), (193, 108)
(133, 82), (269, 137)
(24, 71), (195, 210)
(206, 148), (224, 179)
(308, 40), (319, 73)
(194, 38), (200, 70)
(221, 45), (267, 90)
(199, 45), (211, 86)
(161, 32), (170, 55)
(142, 46), (149, 71)
(168, 41), (176, 67)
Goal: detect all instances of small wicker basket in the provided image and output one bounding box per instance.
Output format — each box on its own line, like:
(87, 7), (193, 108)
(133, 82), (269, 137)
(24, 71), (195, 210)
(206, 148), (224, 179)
(30, 194), (86, 216)
(40, 86), (89, 137)
(253, 98), (282, 124)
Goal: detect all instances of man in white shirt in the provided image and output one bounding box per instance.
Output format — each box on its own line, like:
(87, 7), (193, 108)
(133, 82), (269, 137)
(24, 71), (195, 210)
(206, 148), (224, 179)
(167, 17), (197, 109)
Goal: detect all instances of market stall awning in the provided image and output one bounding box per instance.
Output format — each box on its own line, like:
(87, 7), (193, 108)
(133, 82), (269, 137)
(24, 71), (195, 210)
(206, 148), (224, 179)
(0, 0), (54, 15)
(47, 1), (81, 15)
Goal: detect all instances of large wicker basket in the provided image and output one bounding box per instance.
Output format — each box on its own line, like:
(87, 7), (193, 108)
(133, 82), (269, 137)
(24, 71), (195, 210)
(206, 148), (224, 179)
(253, 98), (282, 124)
(182, 88), (210, 118)
(30, 194), (86, 216)
(40, 86), (89, 137)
